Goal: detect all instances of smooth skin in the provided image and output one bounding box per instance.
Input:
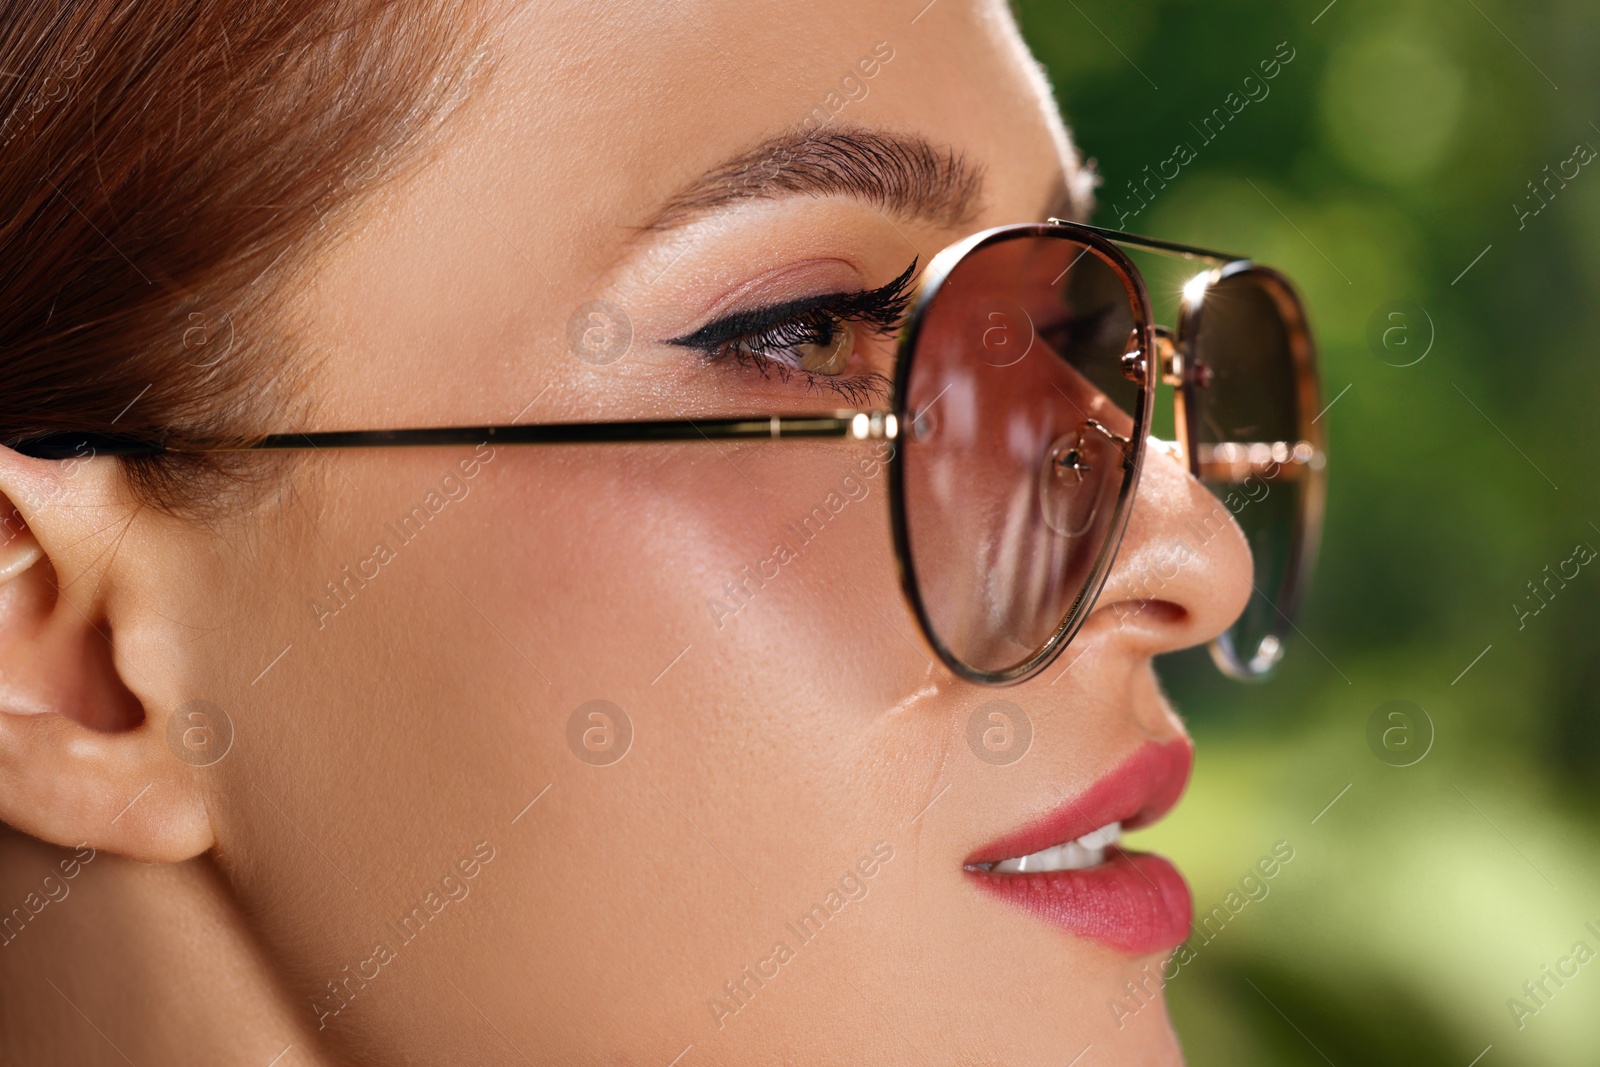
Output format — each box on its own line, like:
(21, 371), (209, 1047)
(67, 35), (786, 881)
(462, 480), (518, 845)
(0, 2), (1252, 1063)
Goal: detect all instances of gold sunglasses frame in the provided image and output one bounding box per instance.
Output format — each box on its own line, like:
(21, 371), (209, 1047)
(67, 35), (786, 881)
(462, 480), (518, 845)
(14, 221), (1324, 687)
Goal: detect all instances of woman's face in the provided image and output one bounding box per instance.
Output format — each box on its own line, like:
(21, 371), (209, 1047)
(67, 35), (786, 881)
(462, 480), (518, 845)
(122, 1), (1252, 1061)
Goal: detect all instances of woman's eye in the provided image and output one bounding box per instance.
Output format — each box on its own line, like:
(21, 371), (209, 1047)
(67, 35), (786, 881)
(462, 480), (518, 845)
(797, 320), (853, 375)
(664, 258), (918, 401)
(729, 317), (857, 376)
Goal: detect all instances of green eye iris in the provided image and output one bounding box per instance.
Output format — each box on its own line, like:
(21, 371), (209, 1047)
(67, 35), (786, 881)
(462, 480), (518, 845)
(797, 320), (854, 375)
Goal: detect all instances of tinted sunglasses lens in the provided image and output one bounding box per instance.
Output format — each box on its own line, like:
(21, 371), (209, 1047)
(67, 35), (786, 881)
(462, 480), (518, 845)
(1186, 271), (1321, 676)
(900, 234), (1144, 679)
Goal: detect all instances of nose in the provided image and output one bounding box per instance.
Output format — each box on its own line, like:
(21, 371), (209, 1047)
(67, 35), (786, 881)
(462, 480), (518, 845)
(1078, 439), (1255, 659)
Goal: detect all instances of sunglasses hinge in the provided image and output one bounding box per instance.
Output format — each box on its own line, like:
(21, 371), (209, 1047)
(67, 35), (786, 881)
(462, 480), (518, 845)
(1153, 327), (1183, 387)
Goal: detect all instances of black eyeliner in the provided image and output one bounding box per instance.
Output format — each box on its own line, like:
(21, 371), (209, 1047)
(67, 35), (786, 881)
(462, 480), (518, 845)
(665, 259), (918, 350)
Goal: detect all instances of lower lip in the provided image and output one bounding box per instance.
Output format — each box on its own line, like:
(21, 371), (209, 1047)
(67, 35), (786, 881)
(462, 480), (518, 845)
(966, 848), (1191, 955)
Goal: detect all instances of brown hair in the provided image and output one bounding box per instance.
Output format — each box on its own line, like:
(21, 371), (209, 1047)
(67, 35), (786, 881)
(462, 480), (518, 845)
(0, 1), (490, 510)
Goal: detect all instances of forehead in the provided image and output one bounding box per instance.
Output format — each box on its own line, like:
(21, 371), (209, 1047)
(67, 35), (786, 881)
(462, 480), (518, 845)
(469, 0), (1077, 259)
(307, 0), (1082, 419)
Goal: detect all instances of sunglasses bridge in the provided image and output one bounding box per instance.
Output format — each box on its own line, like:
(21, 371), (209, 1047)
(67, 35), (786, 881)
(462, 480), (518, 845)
(1148, 326), (1200, 389)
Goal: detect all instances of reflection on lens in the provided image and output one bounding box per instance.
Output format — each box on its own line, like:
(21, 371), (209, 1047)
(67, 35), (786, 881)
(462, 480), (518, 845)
(1185, 269), (1320, 678)
(1039, 421), (1126, 538)
(900, 232), (1145, 679)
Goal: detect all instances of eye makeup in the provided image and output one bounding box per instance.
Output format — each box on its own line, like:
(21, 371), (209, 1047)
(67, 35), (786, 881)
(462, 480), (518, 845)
(664, 258), (918, 404)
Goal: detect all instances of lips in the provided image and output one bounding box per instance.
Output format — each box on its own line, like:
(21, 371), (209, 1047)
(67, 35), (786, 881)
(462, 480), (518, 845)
(964, 740), (1194, 955)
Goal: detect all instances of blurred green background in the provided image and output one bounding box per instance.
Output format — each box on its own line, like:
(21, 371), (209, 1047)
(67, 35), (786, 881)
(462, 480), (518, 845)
(1015, 0), (1600, 1063)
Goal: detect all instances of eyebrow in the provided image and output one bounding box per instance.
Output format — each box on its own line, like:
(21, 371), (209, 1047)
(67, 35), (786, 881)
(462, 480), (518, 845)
(639, 127), (987, 233)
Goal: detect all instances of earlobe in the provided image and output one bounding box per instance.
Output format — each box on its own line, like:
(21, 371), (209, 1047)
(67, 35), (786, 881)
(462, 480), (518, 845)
(0, 450), (215, 863)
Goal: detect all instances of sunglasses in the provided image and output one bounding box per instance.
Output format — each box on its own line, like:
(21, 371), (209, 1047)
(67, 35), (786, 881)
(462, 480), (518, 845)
(18, 220), (1325, 686)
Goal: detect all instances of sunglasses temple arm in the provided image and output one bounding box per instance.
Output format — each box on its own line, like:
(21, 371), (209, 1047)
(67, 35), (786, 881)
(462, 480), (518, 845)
(9, 411), (904, 458)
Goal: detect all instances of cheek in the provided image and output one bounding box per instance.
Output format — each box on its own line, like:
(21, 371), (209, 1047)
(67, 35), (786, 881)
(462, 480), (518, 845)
(487, 440), (931, 714)
(490, 443), (936, 852)
(421, 444), (939, 1034)
(193, 445), (918, 1037)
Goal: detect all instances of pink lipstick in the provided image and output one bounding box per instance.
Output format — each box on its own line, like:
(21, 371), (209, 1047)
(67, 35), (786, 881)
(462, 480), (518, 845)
(965, 740), (1194, 955)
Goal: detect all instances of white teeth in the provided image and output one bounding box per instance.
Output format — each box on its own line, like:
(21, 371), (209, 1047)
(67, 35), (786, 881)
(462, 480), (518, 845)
(1076, 822), (1122, 851)
(991, 821), (1121, 873)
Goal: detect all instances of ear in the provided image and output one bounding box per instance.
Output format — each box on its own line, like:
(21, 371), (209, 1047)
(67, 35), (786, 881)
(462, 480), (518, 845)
(0, 446), (213, 862)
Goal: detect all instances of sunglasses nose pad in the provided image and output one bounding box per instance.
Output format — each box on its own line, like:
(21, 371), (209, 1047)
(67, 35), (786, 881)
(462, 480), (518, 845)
(1039, 428), (1106, 538)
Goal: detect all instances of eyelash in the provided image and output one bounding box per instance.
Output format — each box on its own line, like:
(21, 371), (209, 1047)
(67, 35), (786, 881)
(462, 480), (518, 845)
(667, 259), (918, 404)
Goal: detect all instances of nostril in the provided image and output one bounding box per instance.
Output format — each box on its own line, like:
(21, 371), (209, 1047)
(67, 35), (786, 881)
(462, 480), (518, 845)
(1101, 598), (1189, 630)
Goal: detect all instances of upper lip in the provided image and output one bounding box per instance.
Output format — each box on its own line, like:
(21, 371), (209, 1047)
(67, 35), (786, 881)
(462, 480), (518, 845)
(964, 740), (1194, 868)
